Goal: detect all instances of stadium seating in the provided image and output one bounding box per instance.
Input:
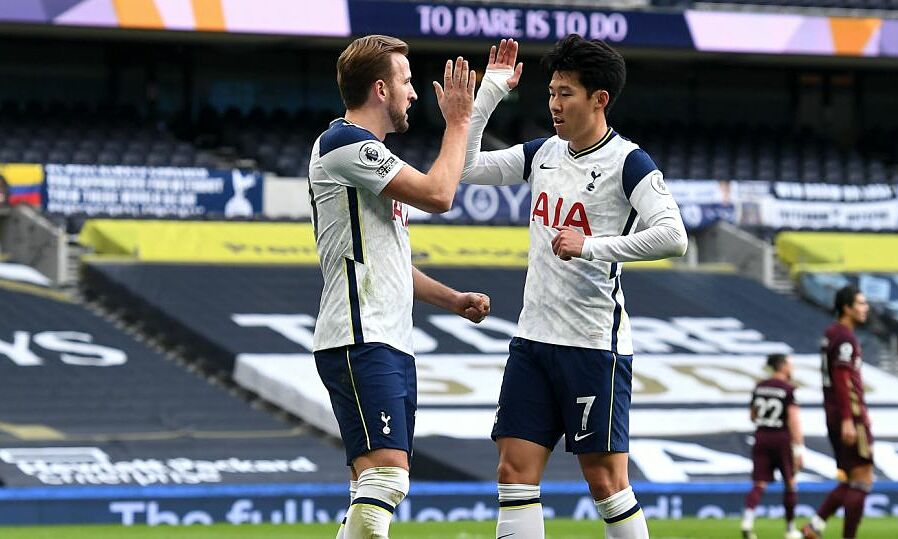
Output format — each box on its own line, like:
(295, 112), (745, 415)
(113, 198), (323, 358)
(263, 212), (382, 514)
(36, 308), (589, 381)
(3, 98), (897, 183)
(0, 100), (219, 169)
(0, 279), (345, 487)
(82, 260), (898, 483)
(801, 271), (898, 339)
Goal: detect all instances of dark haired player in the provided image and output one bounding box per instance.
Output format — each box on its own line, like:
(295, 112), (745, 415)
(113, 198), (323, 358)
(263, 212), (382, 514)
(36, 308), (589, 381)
(803, 286), (873, 539)
(462, 36), (688, 538)
(741, 354), (804, 539)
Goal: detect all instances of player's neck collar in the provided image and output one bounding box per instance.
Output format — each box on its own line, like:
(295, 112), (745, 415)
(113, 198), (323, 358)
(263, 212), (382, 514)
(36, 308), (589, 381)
(568, 127), (615, 159)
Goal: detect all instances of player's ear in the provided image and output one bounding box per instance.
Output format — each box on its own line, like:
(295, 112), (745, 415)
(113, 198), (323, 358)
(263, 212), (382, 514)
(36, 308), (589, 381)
(374, 79), (388, 102)
(594, 89), (609, 111)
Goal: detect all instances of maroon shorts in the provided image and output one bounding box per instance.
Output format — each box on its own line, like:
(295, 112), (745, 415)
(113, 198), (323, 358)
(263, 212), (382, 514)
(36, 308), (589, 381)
(752, 429), (794, 483)
(827, 417), (875, 472)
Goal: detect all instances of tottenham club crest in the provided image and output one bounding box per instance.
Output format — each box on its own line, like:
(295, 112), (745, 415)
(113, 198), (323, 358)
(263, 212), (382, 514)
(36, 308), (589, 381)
(587, 169), (601, 192)
(380, 411), (392, 435)
(359, 142), (386, 168)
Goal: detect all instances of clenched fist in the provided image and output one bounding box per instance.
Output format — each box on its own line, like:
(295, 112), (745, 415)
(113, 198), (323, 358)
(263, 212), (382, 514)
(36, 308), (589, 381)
(454, 292), (490, 323)
(552, 226), (585, 261)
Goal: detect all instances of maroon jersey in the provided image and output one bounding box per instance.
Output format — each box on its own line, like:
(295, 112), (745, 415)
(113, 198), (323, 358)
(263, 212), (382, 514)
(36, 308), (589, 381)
(751, 378), (796, 433)
(821, 322), (868, 424)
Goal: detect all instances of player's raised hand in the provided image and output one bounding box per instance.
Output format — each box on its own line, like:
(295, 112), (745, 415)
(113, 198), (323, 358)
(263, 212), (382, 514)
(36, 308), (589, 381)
(487, 38), (523, 90)
(454, 292), (490, 323)
(552, 226), (585, 261)
(433, 56), (475, 128)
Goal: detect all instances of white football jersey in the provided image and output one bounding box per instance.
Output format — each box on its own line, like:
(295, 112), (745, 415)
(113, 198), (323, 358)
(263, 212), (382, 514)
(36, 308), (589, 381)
(308, 119), (413, 355)
(469, 129), (674, 354)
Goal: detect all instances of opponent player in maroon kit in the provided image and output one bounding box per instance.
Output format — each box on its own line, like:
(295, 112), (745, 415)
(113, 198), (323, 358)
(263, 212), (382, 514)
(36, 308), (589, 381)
(803, 285), (873, 539)
(741, 353), (804, 539)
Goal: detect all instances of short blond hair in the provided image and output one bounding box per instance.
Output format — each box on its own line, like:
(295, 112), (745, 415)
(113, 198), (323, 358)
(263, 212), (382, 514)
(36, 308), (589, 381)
(337, 35), (409, 110)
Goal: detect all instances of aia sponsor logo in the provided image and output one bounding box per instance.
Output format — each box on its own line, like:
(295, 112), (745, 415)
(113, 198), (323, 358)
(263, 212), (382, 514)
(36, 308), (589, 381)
(392, 200), (409, 227)
(531, 192), (592, 235)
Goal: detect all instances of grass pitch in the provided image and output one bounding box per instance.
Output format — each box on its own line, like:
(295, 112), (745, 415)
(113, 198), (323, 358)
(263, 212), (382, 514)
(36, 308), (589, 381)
(0, 518), (896, 538)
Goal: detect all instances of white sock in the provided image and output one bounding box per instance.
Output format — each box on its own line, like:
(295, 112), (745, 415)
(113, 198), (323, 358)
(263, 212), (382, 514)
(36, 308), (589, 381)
(336, 480), (359, 539)
(741, 508), (755, 531)
(345, 467), (408, 539)
(496, 483), (544, 539)
(596, 486), (649, 539)
(811, 514), (826, 531)
(787, 520), (796, 532)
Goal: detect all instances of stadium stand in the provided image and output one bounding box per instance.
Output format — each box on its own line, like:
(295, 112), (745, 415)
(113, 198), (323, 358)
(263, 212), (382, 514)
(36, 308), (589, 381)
(81, 262), (898, 483)
(0, 279), (346, 487)
(0, 100), (222, 169)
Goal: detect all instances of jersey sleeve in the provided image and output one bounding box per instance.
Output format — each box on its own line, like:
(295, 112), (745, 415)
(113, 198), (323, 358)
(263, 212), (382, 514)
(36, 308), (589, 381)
(581, 147), (687, 263)
(828, 334), (856, 419)
(623, 149), (679, 221)
(828, 334), (856, 371)
(318, 133), (406, 195)
(461, 145), (528, 186)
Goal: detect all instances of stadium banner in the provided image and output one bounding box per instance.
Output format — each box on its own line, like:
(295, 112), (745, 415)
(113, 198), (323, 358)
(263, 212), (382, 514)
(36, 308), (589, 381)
(40, 164), (263, 218)
(0, 0), (351, 36)
(76, 219), (673, 267)
(3, 2), (898, 59)
(776, 232), (898, 275)
(732, 181), (898, 231)
(1, 480), (897, 525)
(409, 180), (734, 232)
(347, 0), (694, 48)
(685, 10), (890, 57)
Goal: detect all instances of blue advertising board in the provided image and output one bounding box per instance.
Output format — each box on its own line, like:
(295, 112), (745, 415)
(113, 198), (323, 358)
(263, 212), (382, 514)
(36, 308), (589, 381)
(1, 481), (897, 526)
(40, 165), (264, 218)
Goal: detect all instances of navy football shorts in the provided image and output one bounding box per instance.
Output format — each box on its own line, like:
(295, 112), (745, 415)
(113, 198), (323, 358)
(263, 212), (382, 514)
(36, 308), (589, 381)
(492, 337), (633, 454)
(315, 343), (416, 466)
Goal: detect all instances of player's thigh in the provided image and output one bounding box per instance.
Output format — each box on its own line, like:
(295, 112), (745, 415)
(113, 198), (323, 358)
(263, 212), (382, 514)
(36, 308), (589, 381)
(492, 337), (565, 452)
(751, 441), (776, 483)
(577, 451), (630, 501)
(314, 343), (415, 468)
(847, 463), (875, 484)
(556, 349), (633, 455)
(775, 446), (796, 484)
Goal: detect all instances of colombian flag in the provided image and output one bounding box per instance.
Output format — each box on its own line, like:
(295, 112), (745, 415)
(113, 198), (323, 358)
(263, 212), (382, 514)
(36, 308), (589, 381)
(0, 163), (43, 206)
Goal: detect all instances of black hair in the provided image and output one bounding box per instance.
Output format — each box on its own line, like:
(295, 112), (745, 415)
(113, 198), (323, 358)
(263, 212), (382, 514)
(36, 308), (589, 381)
(833, 285), (860, 318)
(541, 34), (626, 112)
(766, 353), (788, 372)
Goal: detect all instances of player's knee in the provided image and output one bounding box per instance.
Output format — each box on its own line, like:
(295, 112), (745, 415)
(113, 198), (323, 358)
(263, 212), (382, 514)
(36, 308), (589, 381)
(346, 466), (410, 537)
(753, 481), (767, 490)
(586, 476), (629, 501)
(496, 458), (540, 485)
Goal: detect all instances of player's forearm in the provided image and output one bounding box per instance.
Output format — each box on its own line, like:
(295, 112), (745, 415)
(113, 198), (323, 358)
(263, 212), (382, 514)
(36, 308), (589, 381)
(581, 213), (687, 263)
(412, 266), (459, 311)
(788, 405), (804, 445)
(462, 68), (511, 183)
(423, 123), (470, 211)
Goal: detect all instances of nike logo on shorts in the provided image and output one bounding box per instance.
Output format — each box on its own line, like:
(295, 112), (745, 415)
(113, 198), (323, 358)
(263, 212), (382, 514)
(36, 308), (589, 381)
(573, 431), (595, 442)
